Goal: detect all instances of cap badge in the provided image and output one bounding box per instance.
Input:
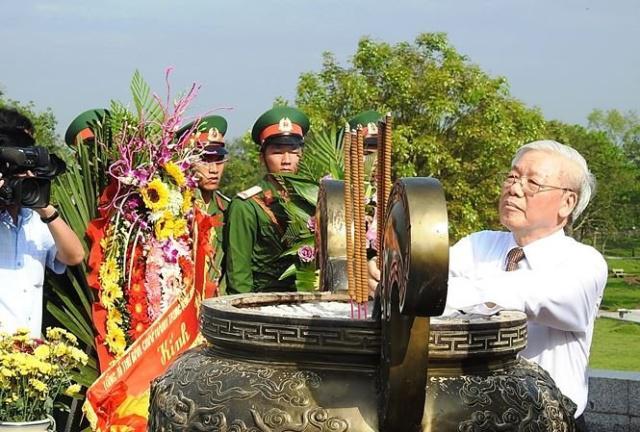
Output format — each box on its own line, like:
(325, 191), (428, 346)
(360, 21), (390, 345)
(207, 127), (221, 142)
(278, 117), (293, 133)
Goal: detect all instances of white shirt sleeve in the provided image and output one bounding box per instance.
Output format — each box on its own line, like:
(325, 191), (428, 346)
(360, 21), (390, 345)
(447, 250), (607, 332)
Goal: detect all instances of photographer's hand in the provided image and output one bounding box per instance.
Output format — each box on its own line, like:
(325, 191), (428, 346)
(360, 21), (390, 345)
(35, 205), (85, 266)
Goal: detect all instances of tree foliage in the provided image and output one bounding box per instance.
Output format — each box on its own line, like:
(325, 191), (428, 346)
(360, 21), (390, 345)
(295, 33), (546, 240)
(218, 134), (264, 197)
(587, 108), (640, 169)
(0, 91), (71, 162)
(545, 121), (640, 245)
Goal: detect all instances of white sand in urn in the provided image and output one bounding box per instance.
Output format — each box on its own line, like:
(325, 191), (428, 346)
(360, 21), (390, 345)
(255, 301), (375, 319)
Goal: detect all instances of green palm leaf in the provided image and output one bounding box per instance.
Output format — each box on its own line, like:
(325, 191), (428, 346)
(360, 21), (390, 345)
(131, 69), (164, 124)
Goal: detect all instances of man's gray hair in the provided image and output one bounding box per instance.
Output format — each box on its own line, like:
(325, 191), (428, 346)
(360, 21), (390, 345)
(512, 140), (596, 221)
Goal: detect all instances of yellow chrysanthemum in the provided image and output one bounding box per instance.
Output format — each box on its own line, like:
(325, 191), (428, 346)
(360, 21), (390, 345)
(64, 383), (82, 396)
(53, 343), (68, 358)
(171, 217), (188, 238)
(29, 378), (48, 393)
(163, 162), (186, 187)
(141, 178), (170, 211)
(154, 211), (187, 240)
(181, 188), (193, 213)
(34, 344), (50, 360)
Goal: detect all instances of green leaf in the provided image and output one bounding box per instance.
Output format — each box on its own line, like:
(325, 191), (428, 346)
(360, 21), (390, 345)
(130, 69), (164, 123)
(279, 264), (297, 280)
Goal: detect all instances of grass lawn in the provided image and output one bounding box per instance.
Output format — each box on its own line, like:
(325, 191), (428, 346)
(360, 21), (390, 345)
(590, 317), (640, 371)
(601, 257), (640, 311)
(601, 278), (640, 310)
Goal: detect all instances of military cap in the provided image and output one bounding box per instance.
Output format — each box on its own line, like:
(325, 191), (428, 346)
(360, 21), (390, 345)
(64, 108), (110, 146)
(177, 115), (228, 158)
(251, 106), (310, 148)
(348, 110), (381, 152)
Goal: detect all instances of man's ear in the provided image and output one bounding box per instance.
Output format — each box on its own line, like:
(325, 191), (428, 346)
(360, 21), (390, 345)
(558, 191), (578, 219)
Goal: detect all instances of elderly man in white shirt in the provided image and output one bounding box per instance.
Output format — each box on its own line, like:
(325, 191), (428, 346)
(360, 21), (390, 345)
(369, 140), (606, 431)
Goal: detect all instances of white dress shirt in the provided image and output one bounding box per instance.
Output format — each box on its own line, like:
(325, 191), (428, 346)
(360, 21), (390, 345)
(446, 228), (608, 417)
(0, 208), (66, 337)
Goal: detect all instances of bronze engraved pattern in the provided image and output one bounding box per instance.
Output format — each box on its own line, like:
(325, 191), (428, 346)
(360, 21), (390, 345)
(424, 358), (577, 432)
(202, 316), (381, 355)
(149, 347), (375, 431)
(429, 321), (527, 359)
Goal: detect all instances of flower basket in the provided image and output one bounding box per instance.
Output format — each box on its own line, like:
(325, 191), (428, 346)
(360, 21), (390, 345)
(0, 328), (87, 429)
(0, 416), (54, 431)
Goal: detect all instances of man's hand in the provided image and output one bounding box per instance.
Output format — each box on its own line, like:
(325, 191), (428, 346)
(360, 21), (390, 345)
(368, 258), (381, 299)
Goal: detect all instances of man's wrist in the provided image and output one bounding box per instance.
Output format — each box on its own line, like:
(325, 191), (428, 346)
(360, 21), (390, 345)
(37, 206), (59, 223)
(35, 205), (56, 218)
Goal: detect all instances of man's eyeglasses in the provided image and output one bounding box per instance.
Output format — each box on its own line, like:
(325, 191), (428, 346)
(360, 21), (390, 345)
(500, 173), (575, 196)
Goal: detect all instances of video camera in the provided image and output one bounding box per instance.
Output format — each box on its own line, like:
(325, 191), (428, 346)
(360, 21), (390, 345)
(0, 146), (66, 208)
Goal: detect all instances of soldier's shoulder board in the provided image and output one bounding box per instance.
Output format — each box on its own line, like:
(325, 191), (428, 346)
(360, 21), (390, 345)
(236, 185), (262, 200)
(217, 191), (231, 203)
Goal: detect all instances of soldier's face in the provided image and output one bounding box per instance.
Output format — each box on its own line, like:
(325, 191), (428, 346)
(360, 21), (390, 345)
(194, 157), (226, 192)
(262, 144), (302, 174)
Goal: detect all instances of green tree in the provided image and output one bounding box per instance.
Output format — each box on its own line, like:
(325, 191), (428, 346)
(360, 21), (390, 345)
(295, 33), (546, 240)
(588, 109), (640, 168)
(545, 121), (640, 248)
(0, 91), (71, 162)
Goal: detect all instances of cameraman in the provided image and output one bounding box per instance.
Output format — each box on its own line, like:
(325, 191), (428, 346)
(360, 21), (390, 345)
(0, 107), (84, 336)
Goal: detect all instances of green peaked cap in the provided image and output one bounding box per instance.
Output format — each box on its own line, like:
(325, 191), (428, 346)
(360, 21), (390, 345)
(348, 110), (382, 132)
(177, 115), (228, 141)
(64, 108), (110, 145)
(251, 106), (310, 146)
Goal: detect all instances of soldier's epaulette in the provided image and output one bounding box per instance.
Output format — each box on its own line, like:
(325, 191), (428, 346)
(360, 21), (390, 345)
(216, 191), (231, 203)
(236, 185), (262, 200)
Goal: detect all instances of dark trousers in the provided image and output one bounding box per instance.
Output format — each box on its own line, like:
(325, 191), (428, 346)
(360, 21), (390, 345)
(575, 414), (588, 432)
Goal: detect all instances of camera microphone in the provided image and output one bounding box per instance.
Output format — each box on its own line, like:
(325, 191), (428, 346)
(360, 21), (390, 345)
(0, 147), (50, 171)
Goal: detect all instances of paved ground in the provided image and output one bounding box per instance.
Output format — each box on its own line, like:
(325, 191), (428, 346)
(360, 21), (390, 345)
(597, 309), (640, 323)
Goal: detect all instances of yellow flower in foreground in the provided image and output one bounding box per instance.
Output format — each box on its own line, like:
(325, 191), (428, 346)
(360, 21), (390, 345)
(64, 383), (82, 396)
(164, 162), (186, 187)
(34, 344), (50, 359)
(141, 178), (170, 211)
(29, 378), (48, 393)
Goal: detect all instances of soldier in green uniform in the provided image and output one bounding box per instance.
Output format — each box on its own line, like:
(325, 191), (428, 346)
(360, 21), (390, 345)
(348, 110), (381, 155)
(224, 106), (310, 294)
(178, 115), (230, 293)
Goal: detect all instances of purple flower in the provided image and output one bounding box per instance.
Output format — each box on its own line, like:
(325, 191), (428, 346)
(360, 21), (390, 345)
(298, 245), (316, 263)
(306, 216), (317, 233)
(125, 196), (142, 211)
(132, 168), (150, 185)
(161, 240), (180, 264)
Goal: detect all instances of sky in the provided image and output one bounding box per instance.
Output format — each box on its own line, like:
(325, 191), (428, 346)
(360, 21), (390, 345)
(1, 0), (639, 139)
